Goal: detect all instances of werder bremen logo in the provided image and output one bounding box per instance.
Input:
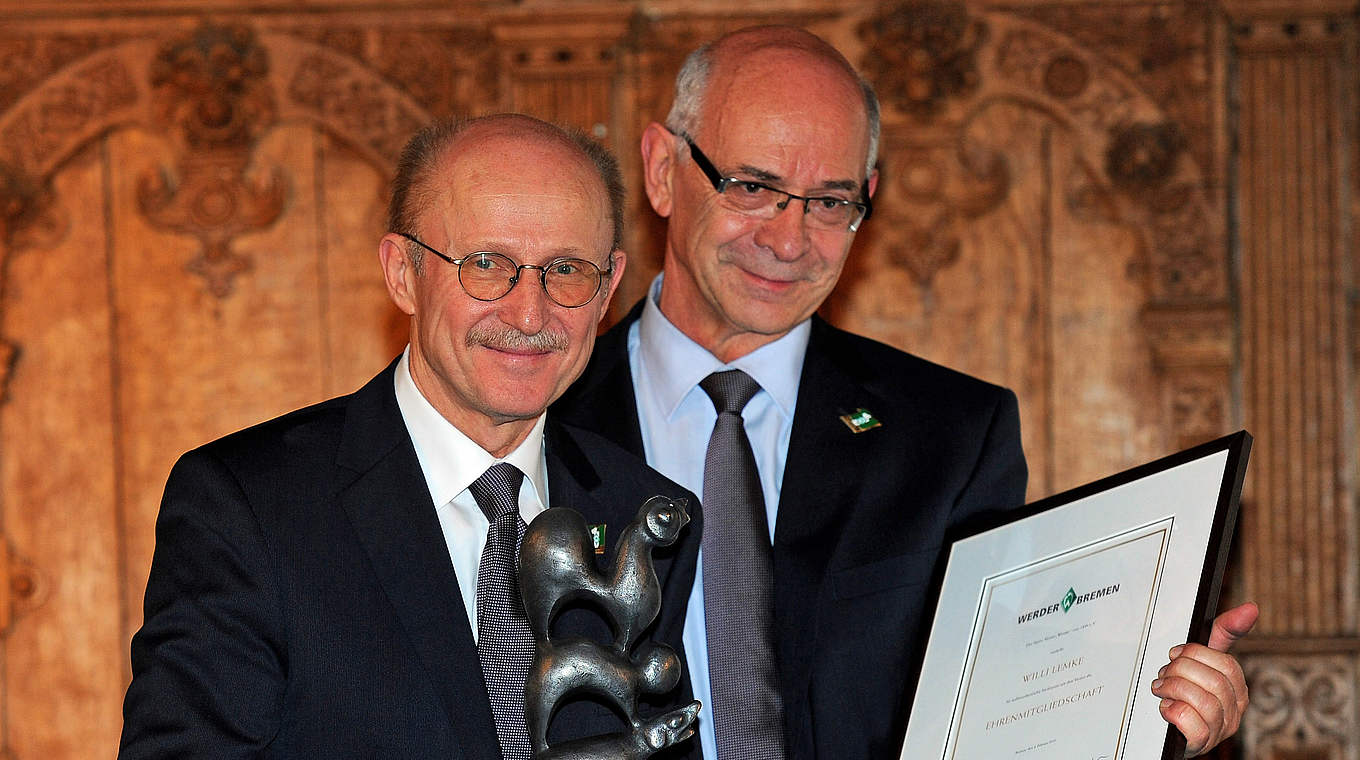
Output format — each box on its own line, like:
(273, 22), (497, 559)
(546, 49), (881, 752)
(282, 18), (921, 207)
(1018, 584), (1121, 625)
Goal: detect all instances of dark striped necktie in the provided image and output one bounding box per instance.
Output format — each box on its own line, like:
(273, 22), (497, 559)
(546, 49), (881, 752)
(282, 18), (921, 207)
(470, 462), (533, 760)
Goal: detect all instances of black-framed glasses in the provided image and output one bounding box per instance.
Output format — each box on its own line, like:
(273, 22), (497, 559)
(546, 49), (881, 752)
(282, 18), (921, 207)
(677, 132), (872, 232)
(398, 233), (613, 308)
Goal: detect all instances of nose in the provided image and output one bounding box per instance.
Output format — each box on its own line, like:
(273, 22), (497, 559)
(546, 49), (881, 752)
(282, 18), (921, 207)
(751, 200), (810, 261)
(497, 269), (550, 334)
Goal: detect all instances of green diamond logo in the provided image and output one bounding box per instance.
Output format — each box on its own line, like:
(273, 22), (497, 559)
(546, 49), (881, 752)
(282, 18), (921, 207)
(1061, 588), (1077, 612)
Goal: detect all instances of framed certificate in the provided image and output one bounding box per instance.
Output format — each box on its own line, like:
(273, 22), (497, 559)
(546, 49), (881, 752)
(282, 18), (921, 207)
(899, 431), (1251, 760)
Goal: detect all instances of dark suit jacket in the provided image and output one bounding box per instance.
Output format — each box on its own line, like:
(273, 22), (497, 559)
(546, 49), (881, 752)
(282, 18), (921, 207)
(119, 360), (701, 759)
(552, 302), (1028, 759)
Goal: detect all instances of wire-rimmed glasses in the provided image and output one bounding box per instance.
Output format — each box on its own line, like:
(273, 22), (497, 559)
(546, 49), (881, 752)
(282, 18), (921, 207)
(398, 233), (613, 308)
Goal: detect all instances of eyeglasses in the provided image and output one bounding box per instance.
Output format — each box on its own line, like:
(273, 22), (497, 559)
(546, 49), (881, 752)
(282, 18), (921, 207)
(398, 233), (613, 308)
(678, 132), (872, 232)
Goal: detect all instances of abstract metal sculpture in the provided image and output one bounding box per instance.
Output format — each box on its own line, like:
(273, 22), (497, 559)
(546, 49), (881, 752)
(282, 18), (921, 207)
(520, 495), (702, 760)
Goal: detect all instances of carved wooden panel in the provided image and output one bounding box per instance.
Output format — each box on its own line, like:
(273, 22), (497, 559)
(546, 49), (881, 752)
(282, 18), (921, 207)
(821, 3), (1229, 498)
(1233, 12), (1356, 640)
(0, 2), (1351, 759)
(1245, 654), (1358, 760)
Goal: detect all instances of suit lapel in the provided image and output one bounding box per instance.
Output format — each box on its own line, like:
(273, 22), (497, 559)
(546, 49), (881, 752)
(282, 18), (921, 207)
(772, 319), (879, 700)
(335, 365), (499, 760)
(543, 420), (683, 607)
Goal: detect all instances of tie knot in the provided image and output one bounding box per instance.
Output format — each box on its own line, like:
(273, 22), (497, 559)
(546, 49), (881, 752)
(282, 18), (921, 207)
(469, 462), (524, 522)
(700, 369), (761, 415)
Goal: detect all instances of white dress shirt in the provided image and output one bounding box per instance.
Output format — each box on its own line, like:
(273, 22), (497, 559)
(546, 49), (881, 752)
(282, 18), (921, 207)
(392, 347), (549, 639)
(628, 275), (810, 759)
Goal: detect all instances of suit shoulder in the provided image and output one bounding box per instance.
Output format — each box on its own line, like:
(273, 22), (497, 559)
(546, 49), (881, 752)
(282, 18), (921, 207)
(184, 393), (351, 478)
(813, 320), (1014, 405)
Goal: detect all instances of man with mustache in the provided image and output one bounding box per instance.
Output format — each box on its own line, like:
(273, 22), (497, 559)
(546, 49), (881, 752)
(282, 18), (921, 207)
(554, 25), (1255, 759)
(119, 114), (701, 759)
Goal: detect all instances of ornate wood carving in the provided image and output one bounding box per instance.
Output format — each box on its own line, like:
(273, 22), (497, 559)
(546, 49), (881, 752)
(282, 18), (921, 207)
(0, 52), (138, 178)
(1008, 2), (1220, 185)
(853, 7), (1225, 306)
(0, 32), (121, 113)
(274, 10), (508, 122)
(1244, 654), (1357, 760)
(871, 128), (1010, 287)
(856, 1), (987, 120)
(283, 48), (427, 166)
(136, 22), (285, 299)
(0, 5), (1347, 760)
(1142, 305), (1233, 450)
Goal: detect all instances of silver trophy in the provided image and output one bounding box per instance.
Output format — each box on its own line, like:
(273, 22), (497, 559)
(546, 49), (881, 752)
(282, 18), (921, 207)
(519, 495), (702, 760)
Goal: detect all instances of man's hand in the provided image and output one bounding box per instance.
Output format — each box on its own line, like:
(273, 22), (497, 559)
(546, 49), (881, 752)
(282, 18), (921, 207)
(1152, 602), (1259, 756)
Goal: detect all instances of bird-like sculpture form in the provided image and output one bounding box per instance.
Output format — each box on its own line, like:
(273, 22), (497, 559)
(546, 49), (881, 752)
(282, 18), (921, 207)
(520, 496), (701, 759)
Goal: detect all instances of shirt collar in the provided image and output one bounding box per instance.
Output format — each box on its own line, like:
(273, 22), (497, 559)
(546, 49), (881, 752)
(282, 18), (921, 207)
(637, 274), (809, 420)
(393, 347), (549, 509)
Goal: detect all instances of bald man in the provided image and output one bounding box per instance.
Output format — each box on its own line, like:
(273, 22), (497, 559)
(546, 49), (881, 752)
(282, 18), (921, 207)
(120, 115), (701, 760)
(555, 25), (1255, 759)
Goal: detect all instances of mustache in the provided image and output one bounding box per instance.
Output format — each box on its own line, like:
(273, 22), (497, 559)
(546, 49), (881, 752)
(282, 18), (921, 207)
(466, 324), (569, 352)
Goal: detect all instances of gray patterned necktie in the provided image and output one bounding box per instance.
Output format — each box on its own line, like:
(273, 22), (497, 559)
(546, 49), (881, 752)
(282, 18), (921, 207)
(470, 462), (533, 760)
(700, 369), (787, 759)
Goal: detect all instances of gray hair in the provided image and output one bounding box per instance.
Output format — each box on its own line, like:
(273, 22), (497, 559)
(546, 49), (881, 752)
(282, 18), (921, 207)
(664, 30), (881, 176)
(387, 115), (625, 272)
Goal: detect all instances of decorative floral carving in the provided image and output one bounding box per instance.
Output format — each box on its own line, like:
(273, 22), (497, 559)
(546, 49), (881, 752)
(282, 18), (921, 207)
(148, 23), (274, 150)
(0, 55), (138, 177)
(0, 33), (121, 112)
(993, 28), (1138, 136)
(1008, 4), (1217, 181)
(138, 23), (286, 298)
(288, 53), (425, 165)
(1170, 382), (1225, 441)
(277, 25), (495, 119)
(1042, 54), (1089, 99)
(857, 1), (988, 119)
(1244, 654), (1355, 760)
(373, 29), (496, 118)
(1105, 121), (1186, 192)
(137, 153), (285, 299)
(875, 128), (1010, 287)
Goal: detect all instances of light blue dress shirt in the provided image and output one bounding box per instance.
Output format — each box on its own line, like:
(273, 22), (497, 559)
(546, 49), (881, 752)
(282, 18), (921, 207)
(627, 275), (810, 759)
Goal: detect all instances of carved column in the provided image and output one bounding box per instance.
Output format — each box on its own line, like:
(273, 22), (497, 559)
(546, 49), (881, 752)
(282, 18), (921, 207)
(1229, 6), (1359, 760)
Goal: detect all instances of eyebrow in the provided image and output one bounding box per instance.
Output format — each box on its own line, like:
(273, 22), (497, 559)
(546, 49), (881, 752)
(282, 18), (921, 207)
(733, 164), (860, 194)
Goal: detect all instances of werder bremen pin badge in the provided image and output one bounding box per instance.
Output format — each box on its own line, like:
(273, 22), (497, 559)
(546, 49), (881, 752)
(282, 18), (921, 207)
(839, 407), (882, 433)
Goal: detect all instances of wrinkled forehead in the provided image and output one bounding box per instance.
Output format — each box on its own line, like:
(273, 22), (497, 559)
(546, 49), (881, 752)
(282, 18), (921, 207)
(428, 133), (612, 240)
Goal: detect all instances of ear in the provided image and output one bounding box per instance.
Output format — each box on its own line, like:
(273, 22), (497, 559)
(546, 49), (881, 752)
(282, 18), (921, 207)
(639, 122), (678, 218)
(378, 233), (418, 316)
(596, 248), (628, 318)
(867, 167), (880, 199)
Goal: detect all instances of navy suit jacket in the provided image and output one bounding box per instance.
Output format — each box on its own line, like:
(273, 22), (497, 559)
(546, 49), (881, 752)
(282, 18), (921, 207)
(120, 361), (701, 759)
(552, 302), (1028, 759)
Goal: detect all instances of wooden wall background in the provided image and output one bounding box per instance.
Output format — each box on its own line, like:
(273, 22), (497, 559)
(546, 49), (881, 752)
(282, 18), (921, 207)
(0, 0), (1352, 757)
